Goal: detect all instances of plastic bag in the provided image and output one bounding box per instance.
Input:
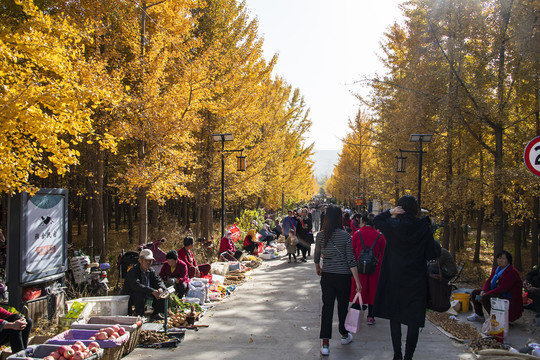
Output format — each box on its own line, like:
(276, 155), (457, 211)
(186, 283), (206, 305)
(489, 298), (509, 344)
(345, 293), (364, 333)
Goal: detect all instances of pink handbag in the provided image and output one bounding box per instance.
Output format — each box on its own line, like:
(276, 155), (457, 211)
(345, 293), (364, 333)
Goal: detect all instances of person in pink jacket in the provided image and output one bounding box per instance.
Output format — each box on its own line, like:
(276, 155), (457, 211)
(468, 250), (523, 323)
(350, 213), (386, 325)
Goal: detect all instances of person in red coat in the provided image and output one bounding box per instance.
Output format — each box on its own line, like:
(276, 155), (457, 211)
(178, 237), (211, 278)
(350, 213), (386, 325)
(468, 250), (523, 323)
(0, 307), (32, 353)
(159, 250), (190, 298)
(219, 231), (242, 261)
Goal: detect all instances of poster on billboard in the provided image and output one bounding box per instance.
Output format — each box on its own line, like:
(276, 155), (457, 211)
(25, 194), (65, 277)
(8, 189), (68, 288)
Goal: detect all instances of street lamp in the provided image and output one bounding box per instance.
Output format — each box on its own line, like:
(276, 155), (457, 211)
(396, 134), (433, 207)
(212, 133), (246, 240)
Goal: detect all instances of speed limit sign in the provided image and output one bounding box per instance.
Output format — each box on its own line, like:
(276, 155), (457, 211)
(524, 136), (540, 177)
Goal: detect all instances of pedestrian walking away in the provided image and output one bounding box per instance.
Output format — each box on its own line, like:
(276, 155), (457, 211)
(373, 195), (441, 360)
(350, 213), (386, 325)
(314, 205), (362, 356)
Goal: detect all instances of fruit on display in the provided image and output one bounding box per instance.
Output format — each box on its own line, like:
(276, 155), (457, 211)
(88, 326), (126, 341)
(42, 342), (100, 360)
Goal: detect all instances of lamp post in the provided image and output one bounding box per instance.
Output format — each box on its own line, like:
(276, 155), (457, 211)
(212, 133), (246, 240)
(396, 134), (433, 207)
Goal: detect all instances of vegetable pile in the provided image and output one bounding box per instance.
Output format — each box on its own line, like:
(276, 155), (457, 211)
(138, 331), (171, 345)
(43, 342), (100, 360)
(426, 312), (482, 340)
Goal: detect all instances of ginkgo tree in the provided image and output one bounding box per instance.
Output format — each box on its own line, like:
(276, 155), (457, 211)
(0, 0), (115, 194)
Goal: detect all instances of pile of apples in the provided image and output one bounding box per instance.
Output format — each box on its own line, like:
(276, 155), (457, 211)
(88, 326), (126, 341)
(43, 342), (100, 360)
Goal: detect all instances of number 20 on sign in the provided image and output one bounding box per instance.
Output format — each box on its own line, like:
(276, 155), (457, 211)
(524, 136), (540, 177)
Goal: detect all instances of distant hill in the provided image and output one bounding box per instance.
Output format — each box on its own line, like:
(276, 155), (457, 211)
(312, 149), (339, 180)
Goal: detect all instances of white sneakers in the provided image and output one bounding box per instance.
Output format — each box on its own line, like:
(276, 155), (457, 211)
(341, 332), (353, 345)
(320, 333), (352, 355)
(467, 313), (484, 322)
(320, 344), (329, 356)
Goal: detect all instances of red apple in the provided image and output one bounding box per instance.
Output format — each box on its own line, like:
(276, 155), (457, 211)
(117, 328), (126, 336)
(57, 346), (68, 356)
(71, 345), (81, 353)
(111, 325), (120, 332)
(64, 348), (75, 359)
(50, 352), (61, 360)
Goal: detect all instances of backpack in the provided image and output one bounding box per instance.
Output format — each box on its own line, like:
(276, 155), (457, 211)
(356, 231), (381, 274)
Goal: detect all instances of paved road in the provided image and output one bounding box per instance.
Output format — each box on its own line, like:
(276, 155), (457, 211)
(130, 251), (470, 359)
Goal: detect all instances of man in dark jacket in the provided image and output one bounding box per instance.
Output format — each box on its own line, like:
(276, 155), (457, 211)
(524, 266), (540, 313)
(122, 249), (166, 319)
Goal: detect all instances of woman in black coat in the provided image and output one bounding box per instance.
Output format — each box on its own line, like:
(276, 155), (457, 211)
(373, 196), (441, 360)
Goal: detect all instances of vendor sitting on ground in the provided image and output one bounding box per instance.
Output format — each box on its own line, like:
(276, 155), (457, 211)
(178, 237), (211, 278)
(0, 308), (32, 353)
(524, 266), (540, 313)
(259, 223), (276, 246)
(159, 250), (190, 299)
(468, 250), (523, 323)
(219, 230), (242, 262)
(122, 249), (166, 320)
(243, 229), (260, 255)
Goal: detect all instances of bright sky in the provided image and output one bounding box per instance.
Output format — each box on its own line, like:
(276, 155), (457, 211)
(244, 0), (405, 151)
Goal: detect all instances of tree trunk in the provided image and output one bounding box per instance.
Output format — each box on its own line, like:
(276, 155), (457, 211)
(78, 195), (83, 236)
(92, 146), (106, 262)
(449, 222), (455, 258)
(86, 189), (94, 256)
(115, 196), (121, 231)
(128, 203), (134, 244)
(138, 189), (148, 244)
(456, 214), (464, 250)
(522, 219), (530, 249)
(150, 200), (159, 238)
(513, 223), (522, 271)
(474, 207), (484, 263)
(442, 212), (450, 249)
(533, 197), (539, 267)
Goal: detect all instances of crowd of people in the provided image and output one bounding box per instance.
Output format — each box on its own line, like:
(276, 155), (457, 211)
(307, 197), (525, 359)
(121, 236), (211, 320)
(117, 197), (531, 360)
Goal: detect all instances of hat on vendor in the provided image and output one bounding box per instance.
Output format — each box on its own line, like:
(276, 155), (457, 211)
(139, 248), (155, 261)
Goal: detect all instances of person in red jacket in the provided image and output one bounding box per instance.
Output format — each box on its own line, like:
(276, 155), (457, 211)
(0, 307), (32, 353)
(350, 213), (386, 325)
(178, 237), (211, 278)
(219, 231), (242, 261)
(159, 250), (190, 298)
(468, 250), (523, 323)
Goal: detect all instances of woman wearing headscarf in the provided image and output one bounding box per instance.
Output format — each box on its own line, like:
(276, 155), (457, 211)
(373, 195), (441, 360)
(219, 230), (242, 261)
(243, 229), (260, 255)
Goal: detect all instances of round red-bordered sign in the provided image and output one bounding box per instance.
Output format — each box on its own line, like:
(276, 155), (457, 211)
(524, 136), (540, 177)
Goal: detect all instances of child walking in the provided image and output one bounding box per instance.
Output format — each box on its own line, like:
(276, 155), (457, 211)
(286, 230), (299, 263)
